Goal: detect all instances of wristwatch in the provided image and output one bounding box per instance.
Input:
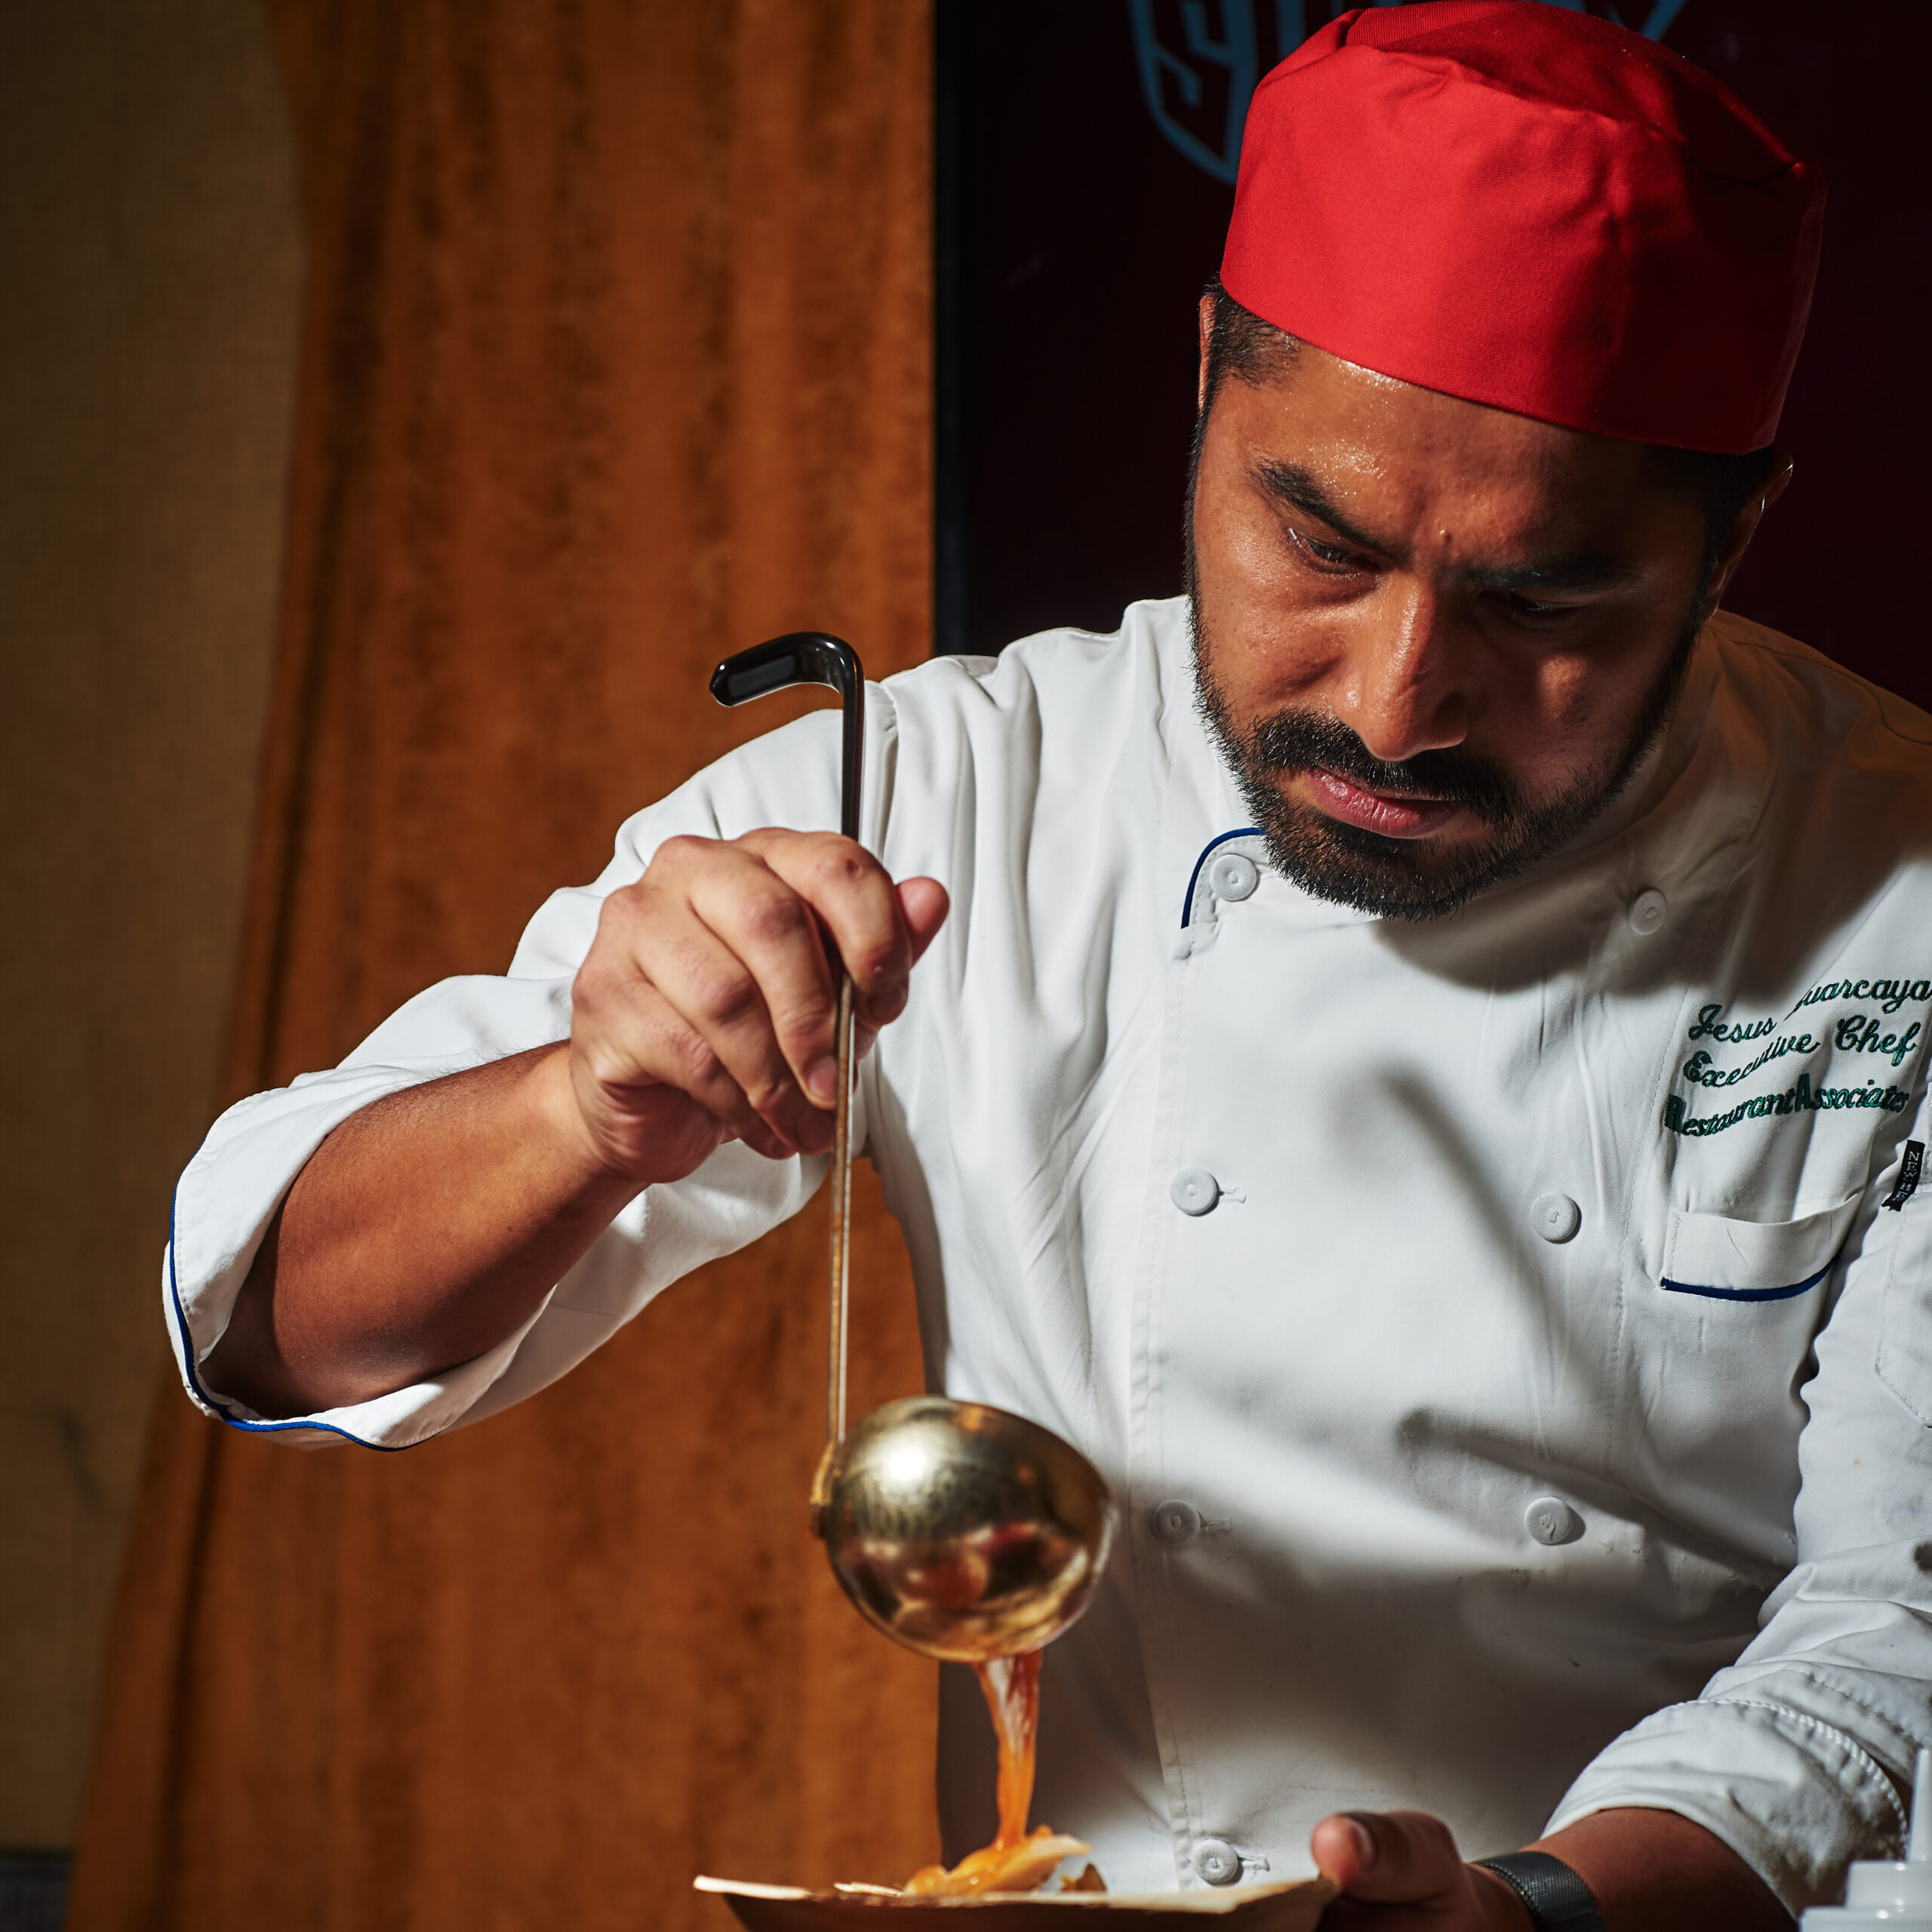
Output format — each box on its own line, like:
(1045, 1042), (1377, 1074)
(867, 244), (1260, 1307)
(1472, 1852), (1608, 1931)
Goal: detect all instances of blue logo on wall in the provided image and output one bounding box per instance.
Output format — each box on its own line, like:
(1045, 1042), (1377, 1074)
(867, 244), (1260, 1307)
(1129, 0), (1691, 185)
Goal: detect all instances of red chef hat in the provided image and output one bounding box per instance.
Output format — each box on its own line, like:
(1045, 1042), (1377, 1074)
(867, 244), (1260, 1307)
(1219, 2), (1824, 453)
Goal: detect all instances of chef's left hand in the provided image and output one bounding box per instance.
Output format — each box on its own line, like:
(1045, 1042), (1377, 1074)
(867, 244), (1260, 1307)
(1311, 1812), (1528, 1930)
(1311, 1803), (1789, 1931)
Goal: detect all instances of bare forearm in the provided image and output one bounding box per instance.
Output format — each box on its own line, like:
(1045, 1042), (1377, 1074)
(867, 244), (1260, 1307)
(1315, 1800), (1789, 1927)
(206, 1044), (642, 1417)
(1536, 1807), (1789, 1930)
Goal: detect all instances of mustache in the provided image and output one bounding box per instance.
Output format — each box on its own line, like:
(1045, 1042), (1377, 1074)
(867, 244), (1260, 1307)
(1247, 710), (1523, 825)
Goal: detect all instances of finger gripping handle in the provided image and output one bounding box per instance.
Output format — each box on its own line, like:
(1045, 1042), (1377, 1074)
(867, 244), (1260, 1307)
(709, 632), (865, 841)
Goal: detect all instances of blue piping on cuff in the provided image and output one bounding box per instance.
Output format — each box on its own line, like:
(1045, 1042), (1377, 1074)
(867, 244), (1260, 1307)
(167, 1184), (407, 1451)
(1181, 826), (1263, 928)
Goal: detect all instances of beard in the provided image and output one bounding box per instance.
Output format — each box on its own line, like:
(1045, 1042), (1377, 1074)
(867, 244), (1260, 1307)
(1188, 574), (1700, 924)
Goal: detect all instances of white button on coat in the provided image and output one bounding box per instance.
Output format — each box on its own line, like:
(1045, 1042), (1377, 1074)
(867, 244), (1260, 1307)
(1531, 1192), (1582, 1243)
(1526, 1497), (1584, 1546)
(1627, 888), (1669, 935)
(1208, 851), (1260, 903)
(1192, 1839), (1244, 1887)
(1152, 1499), (1203, 1547)
(1171, 1167), (1221, 1216)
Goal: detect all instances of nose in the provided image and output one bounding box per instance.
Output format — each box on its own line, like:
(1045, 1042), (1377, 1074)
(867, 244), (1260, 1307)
(1340, 584), (1473, 766)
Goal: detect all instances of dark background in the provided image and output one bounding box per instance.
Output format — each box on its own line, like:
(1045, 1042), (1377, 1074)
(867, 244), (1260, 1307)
(936, 0), (1932, 712)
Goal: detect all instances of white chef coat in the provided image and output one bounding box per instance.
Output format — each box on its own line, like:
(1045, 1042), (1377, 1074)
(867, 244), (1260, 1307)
(166, 597), (1932, 1915)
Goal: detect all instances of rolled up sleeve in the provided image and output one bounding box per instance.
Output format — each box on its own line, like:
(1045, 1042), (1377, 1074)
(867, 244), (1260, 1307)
(1548, 1115), (1932, 1913)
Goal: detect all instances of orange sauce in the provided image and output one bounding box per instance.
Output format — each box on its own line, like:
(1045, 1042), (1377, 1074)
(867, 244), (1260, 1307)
(904, 1650), (1088, 1896)
(979, 1650), (1042, 1849)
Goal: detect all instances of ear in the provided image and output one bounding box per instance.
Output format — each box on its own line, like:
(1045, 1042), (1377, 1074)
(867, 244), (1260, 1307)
(1700, 451), (1794, 626)
(1197, 292), (1216, 415)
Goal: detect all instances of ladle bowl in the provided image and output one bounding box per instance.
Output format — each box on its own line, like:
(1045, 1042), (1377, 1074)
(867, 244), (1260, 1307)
(812, 1395), (1117, 1663)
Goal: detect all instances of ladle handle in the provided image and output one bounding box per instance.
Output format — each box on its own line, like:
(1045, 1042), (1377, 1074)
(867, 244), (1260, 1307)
(709, 632), (866, 1463)
(827, 975), (855, 1444)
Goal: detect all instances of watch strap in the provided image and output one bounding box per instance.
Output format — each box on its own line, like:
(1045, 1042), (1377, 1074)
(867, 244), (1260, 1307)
(1472, 1851), (1607, 1931)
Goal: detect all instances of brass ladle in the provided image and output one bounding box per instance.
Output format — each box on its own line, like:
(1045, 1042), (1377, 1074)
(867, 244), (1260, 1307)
(711, 634), (1117, 1663)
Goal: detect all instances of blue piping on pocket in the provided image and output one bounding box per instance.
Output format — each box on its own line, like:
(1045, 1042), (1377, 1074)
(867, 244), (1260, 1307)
(167, 1185), (404, 1451)
(1659, 1259), (1835, 1303)
(1181, 827), (1263, 928)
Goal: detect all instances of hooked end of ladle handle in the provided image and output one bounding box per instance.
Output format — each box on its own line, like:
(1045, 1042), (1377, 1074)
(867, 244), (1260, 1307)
(708, 634), (866, 844)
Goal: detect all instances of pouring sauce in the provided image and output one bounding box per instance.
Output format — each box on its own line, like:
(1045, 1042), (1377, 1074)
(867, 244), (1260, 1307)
(981, 1650), (1043, 1848)
(903, 1651), (1094, 1897)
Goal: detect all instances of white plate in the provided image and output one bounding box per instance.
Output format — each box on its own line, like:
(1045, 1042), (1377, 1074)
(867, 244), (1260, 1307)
(692, 1875), (1336, 1929)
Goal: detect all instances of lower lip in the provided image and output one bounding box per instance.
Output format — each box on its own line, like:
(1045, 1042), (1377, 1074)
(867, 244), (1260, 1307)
(1306, 768), (1460, 839)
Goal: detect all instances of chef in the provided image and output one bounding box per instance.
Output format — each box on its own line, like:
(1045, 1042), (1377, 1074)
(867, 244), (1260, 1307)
(165, 5), (1929, 1927)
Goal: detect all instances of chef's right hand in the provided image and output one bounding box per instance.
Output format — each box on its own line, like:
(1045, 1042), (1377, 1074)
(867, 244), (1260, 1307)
(565, 829), (949, 1182)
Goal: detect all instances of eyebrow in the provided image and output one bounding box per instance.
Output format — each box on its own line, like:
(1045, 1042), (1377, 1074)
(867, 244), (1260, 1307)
(1468, 554), (1640, 596)
(1252, 459), (1391, 556)
(1251, 457), (1641, 596)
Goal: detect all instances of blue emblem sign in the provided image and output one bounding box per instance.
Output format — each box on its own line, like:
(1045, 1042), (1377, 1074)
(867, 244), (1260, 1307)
(1131, 0), (1692, 185)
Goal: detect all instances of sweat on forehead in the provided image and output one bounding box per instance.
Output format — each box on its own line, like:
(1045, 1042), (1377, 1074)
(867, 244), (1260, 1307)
(1219, 1), (1823, 456)
(1247, 454), (1644, 595)
(1198, 292), (1780, 571)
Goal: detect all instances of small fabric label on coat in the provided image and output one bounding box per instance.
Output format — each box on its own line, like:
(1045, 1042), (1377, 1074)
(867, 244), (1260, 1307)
(1884, 1142), (1925, 1213)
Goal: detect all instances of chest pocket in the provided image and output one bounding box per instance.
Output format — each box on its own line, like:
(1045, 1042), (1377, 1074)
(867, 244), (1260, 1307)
(1628, 1198), (1860, 1530)
(1660, 1197), (1860, 1303)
